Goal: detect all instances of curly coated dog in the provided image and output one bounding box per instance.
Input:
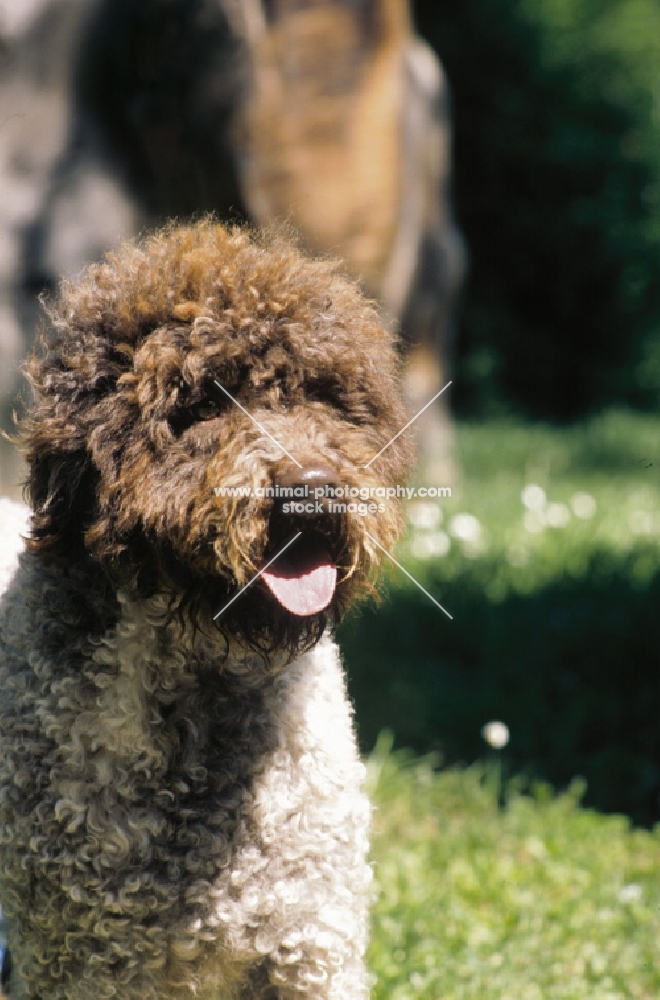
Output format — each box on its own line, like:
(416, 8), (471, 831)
(0, 220), (413, 1000)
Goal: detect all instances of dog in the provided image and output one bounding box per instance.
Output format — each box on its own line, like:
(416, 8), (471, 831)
(7, 0), (460, 497)
(0, 219), (413, 999)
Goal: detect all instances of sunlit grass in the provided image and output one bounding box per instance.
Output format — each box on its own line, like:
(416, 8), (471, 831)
(368, 737), (660, 1000)
(404, 408), (660, 597)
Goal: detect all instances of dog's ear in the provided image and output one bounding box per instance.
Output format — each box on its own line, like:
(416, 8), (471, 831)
(20, 310), (130, 564)
(25, 447), (100, 563)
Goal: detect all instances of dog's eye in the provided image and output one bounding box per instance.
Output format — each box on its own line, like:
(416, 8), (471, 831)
(306, 380), (342, 408)
(168, 397), (224, 436)
(193, 400), (222, 421)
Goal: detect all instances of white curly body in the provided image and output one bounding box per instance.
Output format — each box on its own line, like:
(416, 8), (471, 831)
(0, 543), (371, 1000)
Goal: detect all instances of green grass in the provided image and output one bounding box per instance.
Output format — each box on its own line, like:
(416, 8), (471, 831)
(368, 738), (660, 1000)
(406, 407), (660, 598)
(340, 408), (660, 825)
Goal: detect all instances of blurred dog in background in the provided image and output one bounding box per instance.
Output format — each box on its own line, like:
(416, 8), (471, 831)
(1, 0), (463, 493)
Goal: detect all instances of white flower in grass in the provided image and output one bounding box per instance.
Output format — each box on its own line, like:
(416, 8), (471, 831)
(545, 502), (570, 528)
(570, 491), (597, 520)
(521, 484), (546, 511)
(523, 510), (545, 534)
(407, 501), (442, 529)
(448, 513), (481, 542)
(524, 836), (548, 860)
(464, 537), (488, 558)
(410, 531), (450, 560)
(618, 883), (642, 904)
(481, 720), (509, 750)
(629, 510), (654, 535)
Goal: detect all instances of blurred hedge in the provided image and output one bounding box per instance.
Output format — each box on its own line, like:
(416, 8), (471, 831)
(415, 0), (660, 418)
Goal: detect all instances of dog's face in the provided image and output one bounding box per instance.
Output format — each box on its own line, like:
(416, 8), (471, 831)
(22, 221), (413, 653)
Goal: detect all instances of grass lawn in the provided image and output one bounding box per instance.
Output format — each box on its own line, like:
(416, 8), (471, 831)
(341, 408), (660, 993)
(368, 739), (660, 1000)
(341, 407), (660, 824)
(408, 406), (660, 597)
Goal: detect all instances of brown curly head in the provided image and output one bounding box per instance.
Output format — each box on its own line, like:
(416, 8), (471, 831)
(21, 219), (414, 652)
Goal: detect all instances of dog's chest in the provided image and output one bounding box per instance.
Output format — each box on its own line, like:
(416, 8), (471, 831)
(81, 614), (281, 875)
(19, 601), (283, 925)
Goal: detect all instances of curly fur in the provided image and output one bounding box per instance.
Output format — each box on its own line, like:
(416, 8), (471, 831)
(0, 219), (413, 1000)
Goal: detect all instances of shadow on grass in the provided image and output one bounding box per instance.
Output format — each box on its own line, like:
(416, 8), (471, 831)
(339, 549), (660, 827)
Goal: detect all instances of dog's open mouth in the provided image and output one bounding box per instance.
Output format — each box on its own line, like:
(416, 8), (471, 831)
(262, 533), (337, 617)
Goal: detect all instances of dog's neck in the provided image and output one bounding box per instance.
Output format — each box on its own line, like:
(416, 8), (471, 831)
(19, 550), (297, 687)
(110, 588), (294, 685)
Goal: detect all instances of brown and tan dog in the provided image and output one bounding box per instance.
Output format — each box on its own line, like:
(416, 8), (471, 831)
(228, 0), (464, 477)
(0, 220), (413, 1000)
(22, 0), (462, 486)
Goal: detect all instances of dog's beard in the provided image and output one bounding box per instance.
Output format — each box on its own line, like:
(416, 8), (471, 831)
(103, 495), (384, 666)
(114, 525), (342, 664)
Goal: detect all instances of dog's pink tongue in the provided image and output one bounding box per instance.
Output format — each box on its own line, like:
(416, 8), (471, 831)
(262, 537), (337, 616)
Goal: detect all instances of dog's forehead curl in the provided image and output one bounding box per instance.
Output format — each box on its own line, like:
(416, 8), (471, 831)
(79, 220), (370, 336)
(44, 220), (401, 402)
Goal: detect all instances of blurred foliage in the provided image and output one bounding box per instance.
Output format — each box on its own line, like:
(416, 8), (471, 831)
(340, 410), (660, 826)
(368, 740), (660, 999)
(414, 0), (660, 417)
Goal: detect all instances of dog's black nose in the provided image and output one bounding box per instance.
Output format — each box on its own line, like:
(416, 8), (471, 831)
(274, 465), (340, 516)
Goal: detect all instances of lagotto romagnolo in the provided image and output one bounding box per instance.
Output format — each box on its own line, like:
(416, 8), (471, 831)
(0, 220), (413, 1000)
